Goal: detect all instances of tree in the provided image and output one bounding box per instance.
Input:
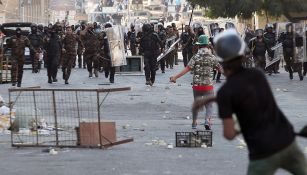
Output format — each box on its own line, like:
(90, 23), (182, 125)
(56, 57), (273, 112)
(188, 0), (306, 20)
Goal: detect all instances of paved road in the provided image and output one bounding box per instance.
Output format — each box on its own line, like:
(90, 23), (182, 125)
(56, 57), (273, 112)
(0, 62), (306, 175)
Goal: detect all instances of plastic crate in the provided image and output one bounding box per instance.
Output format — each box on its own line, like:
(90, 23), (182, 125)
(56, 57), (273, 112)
(175, 131), (212, 147)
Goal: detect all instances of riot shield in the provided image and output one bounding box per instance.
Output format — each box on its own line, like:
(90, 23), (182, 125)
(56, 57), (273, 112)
(106, 25), (127, 67)
(293, 23), (306, 66)
(266, 23), (287, 69)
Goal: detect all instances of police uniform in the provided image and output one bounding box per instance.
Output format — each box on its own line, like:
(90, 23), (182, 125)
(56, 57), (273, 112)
(7, 30), (32, 87)
(264, 30), (277, 74)
(140, 24), (163, 85)
(81, 28), (101, 78)
(62, 32), (83, 84)
(45, 29), (62, 83)
(28, 26), (44, 73)
(127, 27), (137, 55)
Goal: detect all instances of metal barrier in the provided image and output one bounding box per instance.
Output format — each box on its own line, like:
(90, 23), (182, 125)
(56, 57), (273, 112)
(8, 87), (133, 148)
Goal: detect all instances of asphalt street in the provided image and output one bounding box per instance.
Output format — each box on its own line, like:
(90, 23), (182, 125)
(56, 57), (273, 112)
(0, 61), (307, 175)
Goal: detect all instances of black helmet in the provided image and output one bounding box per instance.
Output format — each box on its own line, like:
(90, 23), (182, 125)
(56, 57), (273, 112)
(37, 24), (43, 31)
(16, 28), (22, 32)
(213, 29), (246, 62)
(255, 29), (264, 36)
(31, 24), (37, 31)
(142, 23), (151, 33)
(104, 22), (112, 29)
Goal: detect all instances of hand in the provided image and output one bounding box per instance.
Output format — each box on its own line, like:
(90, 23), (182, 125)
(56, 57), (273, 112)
(169, 76), (176, 83)
(62, 49), (66, 53)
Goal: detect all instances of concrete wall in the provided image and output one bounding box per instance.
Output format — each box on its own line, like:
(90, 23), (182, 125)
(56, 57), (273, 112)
(0, 0), (20, 23)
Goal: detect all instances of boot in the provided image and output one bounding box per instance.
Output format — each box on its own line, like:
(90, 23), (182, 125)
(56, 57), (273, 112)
(289, 73), (293, 80)
(89, 72), (93, 78)
(17, 82), (21, 87)
(94, 69), (98, 77)
(12, 82), (16, 86)
(65, 80), (69, 84)
(53, 78), (58, 82)
(299, 72), (304, 81)
(48, 77), (52, 84)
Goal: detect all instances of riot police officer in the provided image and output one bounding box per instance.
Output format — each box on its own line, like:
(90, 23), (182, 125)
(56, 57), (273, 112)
(127, 24), (137, 56)
(279, 23), (303, 80)
(264, 24), (278, 75)
(157, 23), (166, 73)
(180, 25), (195, 67)
(28, 24), (43, 73)
(140, 23), (163, 86)
(6, 28), (33, 87)
(249, 29), (269, 71)
(45, 25), (62, 83)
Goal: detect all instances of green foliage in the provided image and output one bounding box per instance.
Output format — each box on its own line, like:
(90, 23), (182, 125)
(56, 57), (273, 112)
(188, 0), (303, 19)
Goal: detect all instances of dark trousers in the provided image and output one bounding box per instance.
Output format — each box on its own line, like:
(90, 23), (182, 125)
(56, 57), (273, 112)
(284, 53), (303, 78)
(254, 55), (266, 71)
(30, 49), (40, 73)
(182, 48), (193, 67)
(11, 56), (24, 84)
(47, 60), (58, 80)
(105, 66), (116, 82)
(84, 52), (99, 73)
(62, 54), (75, 80)
(160, 59), (165, 72)
(144, 54), (158, 83)
(213, 70), (221, 81)
(303, 62), (307, 76)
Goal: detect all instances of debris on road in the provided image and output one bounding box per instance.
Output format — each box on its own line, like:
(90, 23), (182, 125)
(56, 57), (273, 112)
(167, 144), (174, 149)
(282, 89), (288, 92)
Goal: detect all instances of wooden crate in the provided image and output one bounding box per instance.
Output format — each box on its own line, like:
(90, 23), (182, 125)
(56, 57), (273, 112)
(79, 122), (116, 146)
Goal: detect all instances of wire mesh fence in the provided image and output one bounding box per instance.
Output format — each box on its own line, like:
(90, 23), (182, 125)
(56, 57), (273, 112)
(8, 87), (132, 148)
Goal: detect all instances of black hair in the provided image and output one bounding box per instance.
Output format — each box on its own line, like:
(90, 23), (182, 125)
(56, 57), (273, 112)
(221, 56), (244, 71)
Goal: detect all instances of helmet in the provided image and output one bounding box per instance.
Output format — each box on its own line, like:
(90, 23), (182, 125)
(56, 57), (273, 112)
(37, 24), (43, 31)
(31, 24), (37, 31)
(142, 23), (152, 33)
(104, 22), (112, 29)
(213, 29), (246, 62)
(255, 29), (264, 36)
(265, 23), (273, 29)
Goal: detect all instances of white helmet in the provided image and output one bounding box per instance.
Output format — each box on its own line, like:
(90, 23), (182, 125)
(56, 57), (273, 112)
(213, 29), (246, 62)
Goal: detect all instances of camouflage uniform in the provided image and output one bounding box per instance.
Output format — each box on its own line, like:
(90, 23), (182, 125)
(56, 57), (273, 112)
(81, 30), (101, 77)
(76, 29), (85, 68)
(188, 48), (218, 124)
(62, 33), (83, 83)
(7, 35), (32, 86)
(188, 48), (218, 86)
(28, 31), (43, 73)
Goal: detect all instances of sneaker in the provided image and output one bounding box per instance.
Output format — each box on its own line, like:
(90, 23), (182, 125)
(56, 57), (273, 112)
(204, 120), (211, 130)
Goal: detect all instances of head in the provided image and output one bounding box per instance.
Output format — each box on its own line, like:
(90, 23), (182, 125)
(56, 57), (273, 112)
(184, 25), (190, 32)
(197, 27), (204, 36)
(81, 23), (86, 30)
(158, 23), (164, 31)
(31, 24), (37, 33)
(104, 23), (112, 29)
(286, 23), (293, 33)
(266, 23), (274, 33)
(66, 26), (73, 34)
(37, 24), (43, 32)
(171, 23), (176, 29)
(43, 26), (49, 33)
(130, 24), (135, 31)
(142, 23), (151, 33)
(219, 28), (224, 33)
(213, 29), (246, 76)
(93, 22), (98, 29)
(16, 28), (22, 37)
(255, 29), (264, 38)
(195, 35), (209, 48)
